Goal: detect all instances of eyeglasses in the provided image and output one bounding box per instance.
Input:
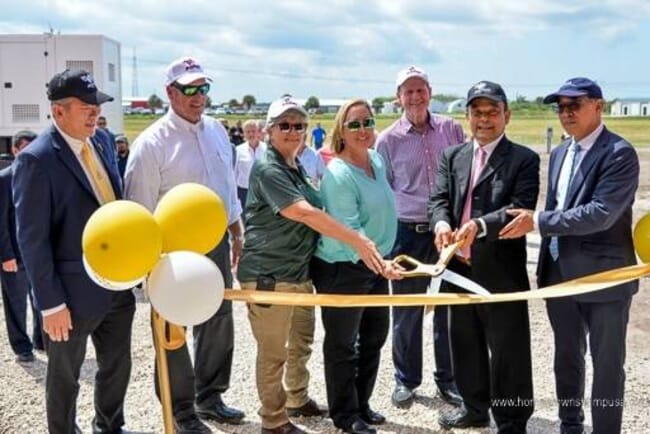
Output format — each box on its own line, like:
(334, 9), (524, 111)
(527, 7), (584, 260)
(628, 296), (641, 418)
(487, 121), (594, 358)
(469, 109), (502, 119)
(553, 99), (590, 115)
(345, 118), (375, 131)
(172, 82), (210, 97)
(276, 122), (307, 133)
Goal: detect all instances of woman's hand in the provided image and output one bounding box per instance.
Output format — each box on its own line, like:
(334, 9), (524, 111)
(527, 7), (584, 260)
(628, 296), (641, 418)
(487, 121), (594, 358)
(382, 260), (404, 280)
(351, 234), (385, 275)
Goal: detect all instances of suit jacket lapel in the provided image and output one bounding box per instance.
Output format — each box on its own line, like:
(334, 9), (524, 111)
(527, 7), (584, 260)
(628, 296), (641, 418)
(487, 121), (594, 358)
(474, 136), (508, 188)
(565, 127), (609, 207)
(455, 143), (473, 217)
(550, 140), (570, 198)
(50, 127), (98, 202)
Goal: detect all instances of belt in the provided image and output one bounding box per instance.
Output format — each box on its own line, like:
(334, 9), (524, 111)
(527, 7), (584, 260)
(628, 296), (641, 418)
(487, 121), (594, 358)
(398, 221), (431, 234)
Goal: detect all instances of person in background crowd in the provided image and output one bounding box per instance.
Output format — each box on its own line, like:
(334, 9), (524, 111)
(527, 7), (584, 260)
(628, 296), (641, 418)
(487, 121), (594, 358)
(125, 56), (245, 434)
(13, 69), (134, 434)
(310, 122), (327, 150)
(376, 65), (465, 409)
(115, 135), (130, 180)
(297, 139), (325, 185)
(311, 98), (401, 434)
(230, 120), (244, 145)
(0, 129), (44, 364)
(501, 77), (640, 434)
(235, 120), (267, 213)
(238, 95), (387, 434)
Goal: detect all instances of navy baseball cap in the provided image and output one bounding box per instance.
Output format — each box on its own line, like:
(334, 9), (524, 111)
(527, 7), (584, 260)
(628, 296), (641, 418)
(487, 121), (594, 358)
(47, 69), (114, 105)
(543, 77), (603, 104)
(466, 81), (508, 106)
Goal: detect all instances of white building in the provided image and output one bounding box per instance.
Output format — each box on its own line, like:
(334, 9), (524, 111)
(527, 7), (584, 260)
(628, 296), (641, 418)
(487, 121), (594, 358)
(0, 33), (122, 151)
(611, 98), (650, 116)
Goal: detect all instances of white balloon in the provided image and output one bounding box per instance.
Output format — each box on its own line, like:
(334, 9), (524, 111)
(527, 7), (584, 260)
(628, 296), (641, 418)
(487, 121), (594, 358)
(147, 251), (224, 326)
(83, 255), (145, 291)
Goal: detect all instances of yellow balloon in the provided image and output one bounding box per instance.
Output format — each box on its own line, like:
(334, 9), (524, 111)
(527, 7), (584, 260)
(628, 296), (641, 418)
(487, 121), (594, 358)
(633, 213), (650, 262)
(83, 200), (163, 282)
(154, 183), (227, 254)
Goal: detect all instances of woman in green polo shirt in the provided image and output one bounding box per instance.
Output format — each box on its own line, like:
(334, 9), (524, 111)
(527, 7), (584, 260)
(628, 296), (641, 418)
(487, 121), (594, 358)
(237, 96), (388, 434)
(310, 99), (400, 434)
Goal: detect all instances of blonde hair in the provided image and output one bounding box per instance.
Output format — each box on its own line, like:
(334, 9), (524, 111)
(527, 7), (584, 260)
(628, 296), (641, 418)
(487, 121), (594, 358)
(331, 99), (373, 154)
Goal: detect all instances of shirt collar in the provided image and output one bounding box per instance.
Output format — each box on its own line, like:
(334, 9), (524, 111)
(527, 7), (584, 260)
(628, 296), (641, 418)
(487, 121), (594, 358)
(167, 107), (204, 133)
(53, 121), (87, 155)
(573, 122), (604, 151)
(397, 111), (435, 134)
(472, 133), (503, 156)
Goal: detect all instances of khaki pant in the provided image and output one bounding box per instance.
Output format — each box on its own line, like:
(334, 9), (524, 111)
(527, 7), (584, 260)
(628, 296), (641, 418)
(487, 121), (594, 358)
(244, 280), (315, 429)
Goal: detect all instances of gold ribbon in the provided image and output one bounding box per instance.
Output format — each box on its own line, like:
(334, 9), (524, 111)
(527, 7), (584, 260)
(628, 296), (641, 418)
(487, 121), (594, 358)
(224, 263), (650, 307)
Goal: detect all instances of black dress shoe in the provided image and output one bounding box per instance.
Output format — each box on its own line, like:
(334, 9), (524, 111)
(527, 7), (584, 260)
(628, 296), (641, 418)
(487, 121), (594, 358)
(344, 419), (377, 434)
(261, 421), (306, 434)
(438, 408), (490, 430)
(174, 415), (212, 434)
(391, 383), (414, 407)
(437, 384), (463, 407)
(360, 408), (386, 425)
(16, 351), (35, 363)
(286, 399), (328, 417)
(196, 400), (245, 425)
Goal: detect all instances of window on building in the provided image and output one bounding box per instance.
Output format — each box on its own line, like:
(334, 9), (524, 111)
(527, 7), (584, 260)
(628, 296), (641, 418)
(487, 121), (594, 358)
(623, 106), (628, 115)
(643, 106), (648, 116)
(12, 104), (39, 123)
(108, 63), (116, 82)
(66, 60), (94, 74)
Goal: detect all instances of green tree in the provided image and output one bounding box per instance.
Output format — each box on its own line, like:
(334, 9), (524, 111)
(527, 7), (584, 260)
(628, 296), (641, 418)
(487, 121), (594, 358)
(228, 98), (239, 108)
(242, 95), (256, 110)
(205, 96), (213, 108)
(148, 94), (163, 113)
(305, 96), (320, 110)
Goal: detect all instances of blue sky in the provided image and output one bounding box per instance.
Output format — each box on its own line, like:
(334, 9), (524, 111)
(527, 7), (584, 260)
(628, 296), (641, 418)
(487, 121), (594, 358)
(2, 0), (650, 103)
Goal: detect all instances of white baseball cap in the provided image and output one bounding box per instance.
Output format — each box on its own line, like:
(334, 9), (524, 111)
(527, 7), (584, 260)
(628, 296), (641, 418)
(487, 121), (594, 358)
(266, 95), (309, 125)
(395, 65), (430, 89)
(165, 56), (212, 86)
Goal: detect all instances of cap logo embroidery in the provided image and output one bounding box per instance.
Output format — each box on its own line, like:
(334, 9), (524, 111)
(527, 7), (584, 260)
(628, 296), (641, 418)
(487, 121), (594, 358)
(473, 82), (490, 93)
(80, 73), (97, 90)
(183, 59), (201, 71)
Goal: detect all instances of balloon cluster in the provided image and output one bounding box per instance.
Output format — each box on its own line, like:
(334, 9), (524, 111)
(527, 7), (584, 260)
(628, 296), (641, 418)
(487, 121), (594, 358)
(82, 183), (229, 326)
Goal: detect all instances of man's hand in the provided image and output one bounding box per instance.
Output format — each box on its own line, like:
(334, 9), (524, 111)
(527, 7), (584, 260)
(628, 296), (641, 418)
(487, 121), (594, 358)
(434, 227), (454, 253)
(455, 220), (479, 249)
(43, 308), (73, 342)
(2, 259), (17, 272)
(499, 209), (535, 239)
(230, 237), (243, 270)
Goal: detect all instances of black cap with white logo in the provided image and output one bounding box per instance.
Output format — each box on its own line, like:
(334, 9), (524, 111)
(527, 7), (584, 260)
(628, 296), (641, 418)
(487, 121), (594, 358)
(47, 69), (114, 105)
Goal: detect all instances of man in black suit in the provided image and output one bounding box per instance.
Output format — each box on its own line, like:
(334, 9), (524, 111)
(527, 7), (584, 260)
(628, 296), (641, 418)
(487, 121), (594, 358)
(429, 81), (539, 432)
(0, 130), (44, 363)
(501, 77), (639, 434)
(13, 69), (135, 434)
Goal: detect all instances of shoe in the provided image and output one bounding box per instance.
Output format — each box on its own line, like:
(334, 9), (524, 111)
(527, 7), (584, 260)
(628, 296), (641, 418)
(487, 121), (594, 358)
(261, 421), (306, 434)
(16, 352), (35, 363)
(286, 399), (328, 417)
(174, 415), (212, 434)
(360, 408), (385, 425)
(196, 399), (245, 425)
(437, 383), (463, 407)
(438, 408), (490, 430)
(391, 383), (414, 408)
(343, 419), (376, 434)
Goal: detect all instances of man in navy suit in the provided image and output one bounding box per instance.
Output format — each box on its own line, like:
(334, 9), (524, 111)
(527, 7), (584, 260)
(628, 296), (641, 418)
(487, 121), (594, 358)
(0, 130), (44, 363)
(12, 69), (135, 434)
(429, 81), (539, 433)
(501, 77), (639, 434)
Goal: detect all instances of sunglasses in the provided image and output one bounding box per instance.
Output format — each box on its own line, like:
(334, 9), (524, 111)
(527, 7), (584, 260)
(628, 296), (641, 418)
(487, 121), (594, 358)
(276, 122), (307, 133)
(345, 118), (375, 131)
(172, 82), (210, 97)
(553, 98), (590, 115)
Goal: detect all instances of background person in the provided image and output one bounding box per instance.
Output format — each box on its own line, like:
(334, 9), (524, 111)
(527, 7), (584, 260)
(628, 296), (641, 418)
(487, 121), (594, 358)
(235, 119), (266, 213)
(238, 96), (386, 434)
(376, 65), (464, 409)
(310, 122), (327, 150)
(311, 99), (401, 434)
(115, 135), (129, 180)
(13, 69), (134, 434)
(0, 130), (44, 364)
(429, 81), (538, 432)
(501, 77), (640, 434)
(125, 56), (245, 434)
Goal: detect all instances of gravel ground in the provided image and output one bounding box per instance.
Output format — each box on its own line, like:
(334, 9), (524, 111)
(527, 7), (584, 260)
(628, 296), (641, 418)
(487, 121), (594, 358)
(1, 147), (650, 433)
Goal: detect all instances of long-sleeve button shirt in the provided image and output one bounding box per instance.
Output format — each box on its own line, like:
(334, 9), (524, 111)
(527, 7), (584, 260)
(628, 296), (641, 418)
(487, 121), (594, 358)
(124, 108), (241, 225)
(376, 113), (464, 222)
(235, 141), (266, 189)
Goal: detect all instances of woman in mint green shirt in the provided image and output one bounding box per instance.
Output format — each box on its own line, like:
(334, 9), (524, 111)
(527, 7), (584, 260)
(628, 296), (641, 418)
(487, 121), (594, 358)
(311, 99), (400, 434)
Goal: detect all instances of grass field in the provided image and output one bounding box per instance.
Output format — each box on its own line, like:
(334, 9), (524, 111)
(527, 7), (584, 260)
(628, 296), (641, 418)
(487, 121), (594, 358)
(122, 113), (650, 148)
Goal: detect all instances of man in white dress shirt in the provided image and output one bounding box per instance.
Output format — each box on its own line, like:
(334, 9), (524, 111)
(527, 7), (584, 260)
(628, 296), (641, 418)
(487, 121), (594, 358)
(235, 119), (266, 214)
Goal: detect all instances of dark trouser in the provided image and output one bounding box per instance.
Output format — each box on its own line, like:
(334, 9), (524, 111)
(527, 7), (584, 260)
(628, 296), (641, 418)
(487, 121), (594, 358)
(154, 237), (235, 421)
(311, 257), (389, 430)
(390, 222), (453, 389)
(448, 263), (534, 433)
(45, 291), (135, 434)
(1, 264), (44, 354)
(237, 187), (248, 222)
(541, 259), (631, 434)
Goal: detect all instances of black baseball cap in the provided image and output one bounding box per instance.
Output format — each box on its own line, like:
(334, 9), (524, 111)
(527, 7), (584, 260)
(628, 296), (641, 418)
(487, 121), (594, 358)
(543, 77), (603, 104)
(47, 69), (114, 105)
(466, 81), (507, 106)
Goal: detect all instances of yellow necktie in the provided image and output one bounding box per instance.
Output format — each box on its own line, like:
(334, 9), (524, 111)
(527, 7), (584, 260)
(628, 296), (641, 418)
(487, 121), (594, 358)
(80, 142), (116, 204)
